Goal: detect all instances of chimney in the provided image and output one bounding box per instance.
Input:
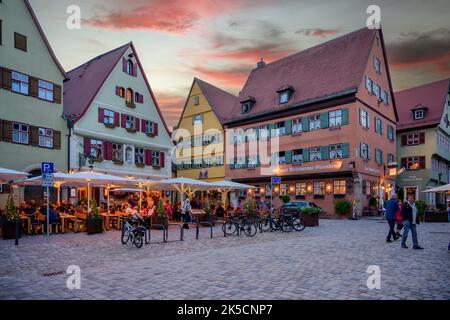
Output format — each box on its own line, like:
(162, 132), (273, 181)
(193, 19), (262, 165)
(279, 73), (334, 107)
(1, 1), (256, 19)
(256, 58), (266, 69)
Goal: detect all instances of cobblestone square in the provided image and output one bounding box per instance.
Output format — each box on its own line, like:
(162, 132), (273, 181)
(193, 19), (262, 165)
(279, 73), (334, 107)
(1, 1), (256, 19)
(0, 219), (449, 300)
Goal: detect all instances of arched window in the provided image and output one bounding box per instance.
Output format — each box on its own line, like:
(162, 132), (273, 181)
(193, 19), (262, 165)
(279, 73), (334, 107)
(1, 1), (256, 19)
(127, 59), (133, 75)
(119, 87), (125, 98)
(126, 88), (133, 105)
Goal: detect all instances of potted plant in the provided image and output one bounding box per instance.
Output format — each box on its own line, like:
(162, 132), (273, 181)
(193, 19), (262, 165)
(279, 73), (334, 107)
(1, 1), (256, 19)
(244, 200), (257, 222)
(299, 207), (320, 227)
(1, 190), (21, 240)
(368, 197), (378, 214)
(334, 199), (352, 218)
(415, 200), (427, 222)
(204, 198), (217, 225)
(86, 199), (103, 234)
(154, 199), (168, 229)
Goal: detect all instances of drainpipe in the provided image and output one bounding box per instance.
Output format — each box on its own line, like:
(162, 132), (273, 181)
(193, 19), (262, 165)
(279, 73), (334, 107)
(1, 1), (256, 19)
(66, 118), (73, 173)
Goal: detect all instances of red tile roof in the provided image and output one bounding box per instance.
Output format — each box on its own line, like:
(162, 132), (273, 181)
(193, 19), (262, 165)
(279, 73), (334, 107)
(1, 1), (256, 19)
(224, 27), (378, 123)
(63, 43), (171, 136)
(24, 0), (67, 79)
(395, 78), (450, 130)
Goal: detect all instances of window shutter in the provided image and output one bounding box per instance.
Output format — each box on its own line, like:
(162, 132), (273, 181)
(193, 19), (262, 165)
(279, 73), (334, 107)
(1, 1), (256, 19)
(104, 141), (112, 161)
(419, 132), (425, 144)
(0, 119), (3, 141)
(2, 68), (12, 90)
(114, 112), (120, 127)
(54, 131), (61, 150)
(133, 63), (138, 77)
(145, 150), (152, 166)
(141, 119), (146, 133)
(374, 117), (378, 133)
(122, 58), (127, 73)
(98, 107), (104, 124)
(0, 67), (3, 88)
(135, 117), (140, 132)
(321, 146), (329, 160)
(342, 143), (349, 158)
(121, 114), (127, 128)
(401, 158), (407, 169)
(160, 152), (165, 168)
(303, 148), (310, 162)
(54, 85), (62, 104)
(342, 109), (349, 125)
(401, 134), (407, 146)
(298, 117), (307, 133)
(320, 113), (329, 129)
(84, 137), (91, 156)
(140, 94), (144, 103)
(285, 151), (292, 164)
(30, 126), (39, 146)
(2, 120), (12, 142)
(359, 109), (362, 125)
(284, 120), (292, 135)
(154, 123), (159, 136)
(29, 77), (39, 98)
(362, 180), (367, 194)
(255, 126), (260, 140)
(367, 145), (371, 160)
(115, 86), (120, 96)
(419, 156), (426, 169)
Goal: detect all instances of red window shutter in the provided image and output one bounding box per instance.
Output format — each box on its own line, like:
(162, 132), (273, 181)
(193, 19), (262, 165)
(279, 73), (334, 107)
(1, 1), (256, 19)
(133, 63), (138, 77)
(160, 152), (165, 168)
(104, 141), (113, 161)
(419, 132), (425, 144)
(84, 137), (91, 156)
(122, 58), (127, 73)
(135, 117), (140, 132)
(145, 150), (152, 166)
(155, 123), (159, 136)
(401, 158), (407, 169)
(419, 156), (426, 169)
(114, 112), (120, 127)
(141, 119), (146, 132)
(140, 94), (144, 103)
(401, 134), (407, 146)
(121, 114), (127, 128)
(98, 107), (104, 123)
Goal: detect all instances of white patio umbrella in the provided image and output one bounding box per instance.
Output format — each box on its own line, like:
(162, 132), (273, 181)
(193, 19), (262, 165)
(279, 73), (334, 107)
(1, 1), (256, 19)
(209, 180), (257, 205)
(0, 167), (28, 184)
(159, 177), (215, 199)
(423, 184), (450, 193)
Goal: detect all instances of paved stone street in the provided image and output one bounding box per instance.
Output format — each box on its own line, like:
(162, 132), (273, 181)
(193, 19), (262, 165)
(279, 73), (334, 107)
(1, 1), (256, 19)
(0, 219), (449, 300)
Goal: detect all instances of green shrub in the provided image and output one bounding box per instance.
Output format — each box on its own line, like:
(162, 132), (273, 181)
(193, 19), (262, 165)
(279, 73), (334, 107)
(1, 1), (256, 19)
(245, 201), (255, 216)
(300, 207), (320, 216)
(334, 200), (352, 215)
(369, 197), (377, 208)
(281, 194), (291, 204)
(157, 199), (165, 219)
(89, 199), (101, 220)
(415, 200), (427, 216)
(3, 189), (18, 222)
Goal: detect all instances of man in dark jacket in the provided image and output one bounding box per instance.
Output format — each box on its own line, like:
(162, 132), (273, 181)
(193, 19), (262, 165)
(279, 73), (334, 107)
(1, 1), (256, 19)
(385, 194), (399, 242)
(400, 194), (423, 249)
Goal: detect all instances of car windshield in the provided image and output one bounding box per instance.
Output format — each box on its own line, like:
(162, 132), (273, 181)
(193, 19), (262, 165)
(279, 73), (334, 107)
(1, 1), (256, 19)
(285, 202), (308, 207)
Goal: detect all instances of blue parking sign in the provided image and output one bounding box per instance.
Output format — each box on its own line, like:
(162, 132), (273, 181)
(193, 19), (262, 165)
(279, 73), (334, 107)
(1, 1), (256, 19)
(41, 162), (54, 174)
(271, 176), (281, 185)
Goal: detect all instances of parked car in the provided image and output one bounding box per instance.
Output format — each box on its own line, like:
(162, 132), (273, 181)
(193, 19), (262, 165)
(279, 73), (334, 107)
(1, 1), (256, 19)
(280, 201), (323, 215)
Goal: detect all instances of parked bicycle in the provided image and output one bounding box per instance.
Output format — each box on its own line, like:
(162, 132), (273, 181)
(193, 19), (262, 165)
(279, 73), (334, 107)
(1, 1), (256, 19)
(259, 212), (305, 232)
(222, 215), (258, 237)
(121, 217), (147, 248)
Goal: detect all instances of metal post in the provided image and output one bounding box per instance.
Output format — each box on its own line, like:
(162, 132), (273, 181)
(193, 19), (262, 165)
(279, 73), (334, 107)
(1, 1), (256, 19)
(15, 218), (19, 245)
(107, 187), (110, 214)
(46, 186), (50, 237)
(270, 182), (273, 215)
(87, 182), (90, 214)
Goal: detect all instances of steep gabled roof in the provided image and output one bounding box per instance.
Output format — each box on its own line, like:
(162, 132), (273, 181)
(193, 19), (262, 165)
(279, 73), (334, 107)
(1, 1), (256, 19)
(395, 78), (450, 130)
(24, 0), (67, 79)
(224, 27), (378, 123)
(63, 42), (171, 137)
(175, 78), (238, 129)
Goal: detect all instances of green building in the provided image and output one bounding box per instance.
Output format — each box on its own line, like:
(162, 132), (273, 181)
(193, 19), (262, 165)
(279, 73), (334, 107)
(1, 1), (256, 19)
(396, 78), (450, 208)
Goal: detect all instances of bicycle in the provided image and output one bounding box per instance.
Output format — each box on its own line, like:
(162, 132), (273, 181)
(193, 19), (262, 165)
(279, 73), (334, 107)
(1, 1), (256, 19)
(222, 215), (258, 237)
(121, 217), (147, 248)
(259, 212), (292, 232)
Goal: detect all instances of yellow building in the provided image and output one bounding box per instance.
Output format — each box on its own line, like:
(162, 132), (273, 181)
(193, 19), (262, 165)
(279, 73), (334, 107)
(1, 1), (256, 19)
(175, 78), (237, 182)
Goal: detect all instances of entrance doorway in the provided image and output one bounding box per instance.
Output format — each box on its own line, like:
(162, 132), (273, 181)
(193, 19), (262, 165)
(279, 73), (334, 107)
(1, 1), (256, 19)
(404, 186), (419, 201)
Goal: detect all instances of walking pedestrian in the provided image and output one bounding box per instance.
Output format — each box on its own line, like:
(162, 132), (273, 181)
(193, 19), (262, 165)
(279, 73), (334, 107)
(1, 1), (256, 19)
(400, 194), (424, 249)
(395, 200), (403, 238)
(181, 197), (191, 229)
(385, 194), (399, 242)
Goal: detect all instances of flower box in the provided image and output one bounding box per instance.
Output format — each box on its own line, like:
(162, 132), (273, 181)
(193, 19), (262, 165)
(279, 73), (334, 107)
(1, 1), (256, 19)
(86, 218), (103, 234)
(1, 221), (21, 240)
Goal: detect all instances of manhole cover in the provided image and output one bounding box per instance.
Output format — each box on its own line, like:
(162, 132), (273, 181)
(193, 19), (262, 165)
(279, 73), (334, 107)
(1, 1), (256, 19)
(42, 271), (65, 277)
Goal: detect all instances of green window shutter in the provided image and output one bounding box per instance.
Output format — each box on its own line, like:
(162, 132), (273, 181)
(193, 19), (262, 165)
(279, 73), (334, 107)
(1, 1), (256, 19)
(367, 112), (370, 128)
(342, 143), (350, 158)
(285, 151), (292, 164)
(321, 146), (329, 160)
(367, 145), (371, 160)
(257, 155), (261, 166)
(342, 109), (349, 125)
(302, 117), (309, 132)
(303, 148), (310, 162)
(255, 126), (260, 141)
(285, 120), (292, 135)
(321, 113), (329, 129)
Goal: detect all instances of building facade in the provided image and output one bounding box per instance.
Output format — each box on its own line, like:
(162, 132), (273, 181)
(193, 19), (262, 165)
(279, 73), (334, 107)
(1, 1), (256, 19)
(395, 79), (450, 207)
(224, 28), (398, 215)
(64, 43), (173, 203)
(0, 0), (68, 205)
(175, 78), (237, 182)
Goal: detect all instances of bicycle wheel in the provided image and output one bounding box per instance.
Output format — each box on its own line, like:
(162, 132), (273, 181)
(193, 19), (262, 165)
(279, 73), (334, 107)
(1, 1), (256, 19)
(242, 222), (257, 237)
(133, 230), (144, 248)
(259, 218), (272, 232)
(281, 220), (293, 232)
(293, 218), (306, 231)
(121, 228), (130, 244)
(222, 220), (237, 236)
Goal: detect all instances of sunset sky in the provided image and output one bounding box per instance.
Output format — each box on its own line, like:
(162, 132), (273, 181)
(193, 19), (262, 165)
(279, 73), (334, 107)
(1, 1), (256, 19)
(28, 0), (450, 128)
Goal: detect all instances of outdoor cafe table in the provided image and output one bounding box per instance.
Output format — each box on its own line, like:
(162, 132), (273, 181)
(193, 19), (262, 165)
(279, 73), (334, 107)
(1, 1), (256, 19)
(101, 212), (127, 231)
(20, 215), (32, 234)
(191, 209), (206, 222)
(60, 214), (78, 233)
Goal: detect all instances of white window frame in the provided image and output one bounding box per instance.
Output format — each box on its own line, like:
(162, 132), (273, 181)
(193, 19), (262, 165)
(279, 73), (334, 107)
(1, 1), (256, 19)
(329, 144), (343, 159)
(313, 181), (325, 195)
(310, 147), (322, 161)
(125, 115), (136, 130)
(360, 109), (369, 128)
(104, 109), (115, 126)
(12, 122), (29, 144)
(152, 151), (161, 167)
(414, 109), (424, 120)
(407, 133), (420, 145)
(12, 71), (29, 95)
(38, 128), (54, 149)
(292, 118), (302, 134)
(361, 143), (369, 159)
(193, 96), (200, 106)
(90, 139), (103, 159)
(193, 115), (203, 125)
(292, 149), (303, 163)
(279, 91), (289, 104)
(112, 143), (123, 162)
(309, 114), (321, 131)
(329, 110), (342, 127)
(135, 147), (145, 165)
(38, 80), (54, 102)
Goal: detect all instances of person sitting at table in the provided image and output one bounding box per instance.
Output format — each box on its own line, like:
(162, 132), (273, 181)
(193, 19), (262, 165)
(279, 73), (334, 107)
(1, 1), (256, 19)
(215, 203), (225, 218)
(24, 203), (36, 216)
(57, 200), (68, 214)
(29, 200), (37, 209)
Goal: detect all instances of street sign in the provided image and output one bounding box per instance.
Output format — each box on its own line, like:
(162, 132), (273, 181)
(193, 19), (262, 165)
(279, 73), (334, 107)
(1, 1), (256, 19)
(41, 162), (54, 174)
(271, 176), (281, 185)
(42, 173), (54, 187)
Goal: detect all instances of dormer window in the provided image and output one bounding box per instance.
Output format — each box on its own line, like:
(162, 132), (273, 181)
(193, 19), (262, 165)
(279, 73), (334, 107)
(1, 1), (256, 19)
(240, 96), (256, 114)
(126, 60), (134, 75)
(414, 109), (424, 120)
(279, 91), (290, 104)
(277, 85), (295, 105)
